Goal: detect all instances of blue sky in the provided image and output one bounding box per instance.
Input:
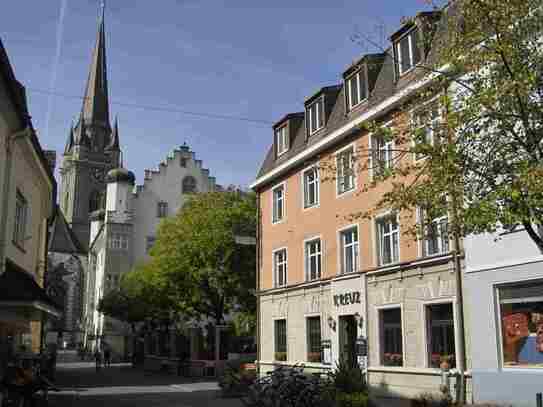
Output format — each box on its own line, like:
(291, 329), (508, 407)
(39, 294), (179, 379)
(2, 0), (442, 188)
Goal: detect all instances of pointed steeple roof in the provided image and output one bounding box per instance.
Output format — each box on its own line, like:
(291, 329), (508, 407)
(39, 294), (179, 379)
(49, 206), (86, 254)
(106, 115), (120, 150)
(81, 3), (110, 128)
(64, 123), (74, 154)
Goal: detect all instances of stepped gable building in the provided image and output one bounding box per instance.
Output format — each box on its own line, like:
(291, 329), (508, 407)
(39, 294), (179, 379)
(252, 3), (471, 403)
(83, 145), (219, 357)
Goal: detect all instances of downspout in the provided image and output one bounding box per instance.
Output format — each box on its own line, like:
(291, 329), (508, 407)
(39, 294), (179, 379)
(255, 192), (261, 376)
(444, 88), (467, 404)
(0, 127), (31, 275)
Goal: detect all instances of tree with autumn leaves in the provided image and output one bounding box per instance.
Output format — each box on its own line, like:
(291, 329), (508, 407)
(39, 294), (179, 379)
(339, 0), (543, 251)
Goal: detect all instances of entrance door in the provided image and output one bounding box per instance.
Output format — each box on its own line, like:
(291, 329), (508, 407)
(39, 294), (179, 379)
(338, 315), (357, 367)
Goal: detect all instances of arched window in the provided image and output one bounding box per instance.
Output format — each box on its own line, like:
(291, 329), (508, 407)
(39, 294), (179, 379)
(182, 176), (197, 194)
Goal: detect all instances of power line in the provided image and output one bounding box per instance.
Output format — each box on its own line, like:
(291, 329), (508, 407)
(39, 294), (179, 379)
(27, 88), (274, 126)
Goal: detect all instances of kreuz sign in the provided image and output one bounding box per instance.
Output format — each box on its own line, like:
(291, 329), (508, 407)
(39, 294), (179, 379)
(333, 291), (361, 306)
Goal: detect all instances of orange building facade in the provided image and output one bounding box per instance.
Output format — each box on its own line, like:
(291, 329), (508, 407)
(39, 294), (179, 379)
(252, 5), (471, 402)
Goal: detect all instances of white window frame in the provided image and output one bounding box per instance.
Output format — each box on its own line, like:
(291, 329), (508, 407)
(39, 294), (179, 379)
(396, 27), (420, 76)
(271, 182), (286, 224)
(275, 125), (289, 157)
(375, 213), (400, 266)
(307, 97), (324, 135)
(336, 143), (356, 197)
(495, 278), (543, 370)
(304, 236), (322, 281)
(273, 247), (288, 288)
(417, 207), (450, 257)
(346, 70), (367, 110)
(301, 165), (320, 209)
(376, 304), (405, 367)
(369, 131), (394, 179)
(421, 299), (458, 369)
(338, 224), (359, 274)
(110, 233), (128, 250)
(411, 97), (442, 162)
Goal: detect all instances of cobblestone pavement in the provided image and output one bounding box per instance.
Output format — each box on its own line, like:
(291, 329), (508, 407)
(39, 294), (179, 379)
(49, 362), (244, 407)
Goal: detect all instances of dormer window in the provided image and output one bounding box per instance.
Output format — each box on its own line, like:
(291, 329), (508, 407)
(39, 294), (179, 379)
(275, 125), (289, 157)
(395, 27), (421, 76)
(307, 98), (324, 135)
(346, 69), (367, 110)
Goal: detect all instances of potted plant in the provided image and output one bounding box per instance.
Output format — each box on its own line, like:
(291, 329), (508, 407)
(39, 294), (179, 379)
(439, 355), (452, 370)
(274, 352), (287, 361)
(307, 352), (321, 363)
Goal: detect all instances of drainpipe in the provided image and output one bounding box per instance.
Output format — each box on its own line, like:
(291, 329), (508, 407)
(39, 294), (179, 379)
(444, 89), (467, 404)
(255, 193), (261, 376)
(0, 127), (31, 275)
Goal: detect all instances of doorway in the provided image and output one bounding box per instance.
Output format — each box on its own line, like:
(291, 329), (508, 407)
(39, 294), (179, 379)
(338, 315), (357, 367)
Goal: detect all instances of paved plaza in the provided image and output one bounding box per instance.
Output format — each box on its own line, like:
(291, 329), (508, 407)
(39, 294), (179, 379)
(49, 362), (243, 407)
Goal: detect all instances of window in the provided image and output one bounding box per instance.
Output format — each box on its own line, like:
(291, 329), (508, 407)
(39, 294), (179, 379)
(340, 227), (359, 274)
(272, 184), (285, 223)
(337, 147), (355, 195)
(274, 319), (287, 361)
(498, 281), (543, 368)
(346, 70), (367, 110)
(146, 236), (156, 253)
(182, 176), (197, 194)
(275, 125), (289, 157)
(273, 248), (287, 287)
(376, 215), (400, 265)
(89, 190), (102, 213)
(307, 98), (325, 135)
(307, 317), (322, 363)
(371, 134), (394, 177)
(13, 190), (28, 247)
(305, 238), (322, 281)
(180, 157), (187, 167)
(427, 303), (456, 368)
(413, 103), (441, 160)
(395, 28), (421, 76)
(303, 166), (319, 208)
(157, 201), (168, 218)
(380, 308), (403, 366)
(420, 208), (449, 257)
(110, 233), (128, 250)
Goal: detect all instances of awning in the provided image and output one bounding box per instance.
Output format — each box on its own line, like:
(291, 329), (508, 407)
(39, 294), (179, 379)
(0, 260), (62, 321)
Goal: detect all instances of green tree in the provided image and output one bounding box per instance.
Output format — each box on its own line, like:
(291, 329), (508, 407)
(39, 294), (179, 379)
(346, 0), (543, 250)
(147, 191), (257, 324)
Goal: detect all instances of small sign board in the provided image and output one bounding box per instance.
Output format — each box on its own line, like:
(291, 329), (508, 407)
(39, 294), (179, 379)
(321, 339), (332, 365)
(356, 336), (367, 356)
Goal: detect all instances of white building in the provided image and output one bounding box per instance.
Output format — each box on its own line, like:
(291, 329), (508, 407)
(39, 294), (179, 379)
(464, 226), (543, 407)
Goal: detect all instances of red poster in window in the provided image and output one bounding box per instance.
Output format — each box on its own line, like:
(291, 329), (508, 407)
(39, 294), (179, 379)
(502, 312), (529, 364)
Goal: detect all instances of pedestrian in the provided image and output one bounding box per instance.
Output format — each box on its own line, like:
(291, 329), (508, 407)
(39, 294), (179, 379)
(94, 348), (102, 372)
(104, 348), (111, 368)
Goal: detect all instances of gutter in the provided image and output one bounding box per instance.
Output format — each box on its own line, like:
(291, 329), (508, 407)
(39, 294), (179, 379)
(251, 64), (451, 190)
(255, 193), (262, 376)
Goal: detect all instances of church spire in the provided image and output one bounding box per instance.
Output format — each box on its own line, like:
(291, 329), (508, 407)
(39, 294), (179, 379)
(81, 1), (109, 128)
(106, 115), (120, 150)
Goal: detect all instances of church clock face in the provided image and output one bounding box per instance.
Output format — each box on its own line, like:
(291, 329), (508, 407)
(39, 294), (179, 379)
(91, 167), (105, 183)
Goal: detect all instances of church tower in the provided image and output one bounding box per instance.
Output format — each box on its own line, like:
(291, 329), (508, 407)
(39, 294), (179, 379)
(59, 4), (121, 250)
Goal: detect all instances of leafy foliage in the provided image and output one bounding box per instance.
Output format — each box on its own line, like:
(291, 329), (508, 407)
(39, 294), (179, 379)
(328, 359), (367, 395)
(126, 191), (257, 323)
(335, 0), (543, 251)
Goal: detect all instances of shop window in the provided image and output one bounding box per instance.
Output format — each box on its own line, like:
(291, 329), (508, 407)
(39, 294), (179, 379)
(305, 238), (322, 281)
(499, 281), (543, 368)
(427, 303), (456, 368)
(380, 308), (403, 366)
(340, 227), (359, 274)
(274, 319), (287, 361)
(306, 316), (322, 363)
(273, 248), (287, 287)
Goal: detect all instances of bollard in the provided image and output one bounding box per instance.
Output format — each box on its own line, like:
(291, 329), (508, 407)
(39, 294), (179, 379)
(536, 392), (542, 407)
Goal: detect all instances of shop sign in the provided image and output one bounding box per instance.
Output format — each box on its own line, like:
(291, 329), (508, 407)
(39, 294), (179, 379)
(321, 339), (332, 365)
(333, 291), (361, 306)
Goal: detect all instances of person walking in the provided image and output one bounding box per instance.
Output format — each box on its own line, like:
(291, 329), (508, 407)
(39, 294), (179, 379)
(104, 348), (111, 368)
(94, 348), (102, 372)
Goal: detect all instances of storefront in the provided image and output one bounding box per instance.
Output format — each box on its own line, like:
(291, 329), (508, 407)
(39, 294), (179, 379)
(365, 257), (470, 401)
(465, 229), (543, 407)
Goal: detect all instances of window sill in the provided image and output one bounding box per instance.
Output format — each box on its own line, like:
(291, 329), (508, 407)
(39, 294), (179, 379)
(308, 127), (325, 138)
(271, 219), (285, 226)
(368, 366), (467, 376)
(303, 203), (319, 211)
(336, 187), (356, 199)
(12, 240), (26, 254)
(347, 99), (368, 114)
